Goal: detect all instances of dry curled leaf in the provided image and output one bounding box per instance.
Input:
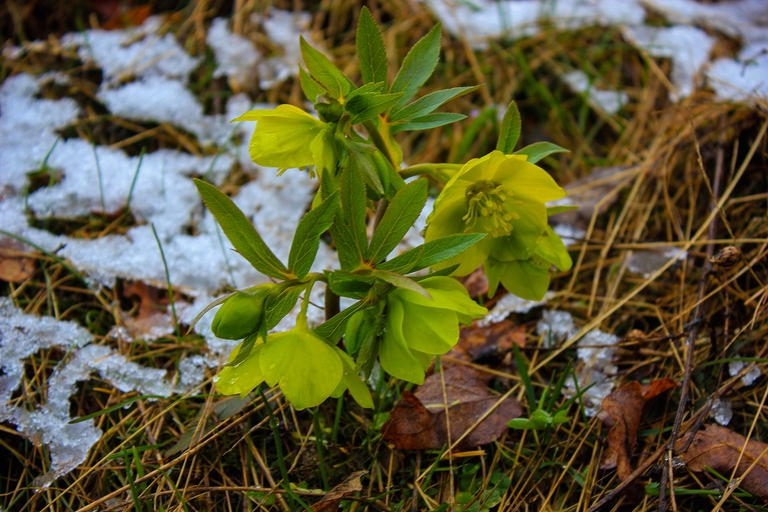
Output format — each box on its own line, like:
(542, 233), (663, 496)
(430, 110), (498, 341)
(599, 379), (677, 480)
(311, 470), (367, 511)
(382, 366), (522, 450)
(0, 239), (36, 283)
(676, 424), (768, 499)
(120, 281), (176, 339)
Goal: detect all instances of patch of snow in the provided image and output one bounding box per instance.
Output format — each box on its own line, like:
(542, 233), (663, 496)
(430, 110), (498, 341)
(207, 18), (261, 89)
(626, 246), (687, 279)
(479, 291), (552, 326)
(709, 397), (733, 426)
(423, 0), (646, 50)
(707, 51), (768, 104)
(621, 25), (715, 102)
(537, 309), (578, 346)
(552, 223), (586, 247)
(562, 70), (629, 114)
(255, 10), (313, 90)
(729, 360), (762, 387)
(61, 16), (199, 85)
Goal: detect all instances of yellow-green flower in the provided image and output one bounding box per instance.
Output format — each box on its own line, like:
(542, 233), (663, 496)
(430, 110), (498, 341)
(424, 150), (571, 299)
(214, 323), (371, 409)
(377, 277), (487, 384)
(232, 104), (336, 174)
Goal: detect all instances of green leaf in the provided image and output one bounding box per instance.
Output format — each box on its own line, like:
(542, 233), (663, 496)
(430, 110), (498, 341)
(514, 142), (569, 164)
(357, 7), (388, 85)
(368, 179), (428, 263)
(339, 159), (369, 262)
(390, 112), (466, 133)
(300, 36), (352, 99)
(327, 270), (375, 299)
(547, 205), (579, 216)
(331, 213), (364, 271)
(378, 233), (486, 274)
(346, 92), (405, 124)
(347, 142), (384, 195)
(288, 191), (339, 279)
(497, 100), (521, 153)
(373, 270), (430, 298)
(389, 24), (442, 110)
(264, 286), (302, 330)
(314, 299), (369, 343)
(299, 66), (326, 102)
(346, 82), (385, 100)
(226, 332), (260, 368)
(194, 179), (289, 280)
(389, 86), (480, 122)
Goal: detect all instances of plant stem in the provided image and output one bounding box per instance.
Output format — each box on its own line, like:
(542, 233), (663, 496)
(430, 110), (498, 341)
(400, 163), (462, 183)
(324, 285), (340, 322)
(363, 119), (395, 167)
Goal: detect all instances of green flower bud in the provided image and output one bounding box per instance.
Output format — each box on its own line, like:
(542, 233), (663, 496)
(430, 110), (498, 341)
(211, 289), (268, 340)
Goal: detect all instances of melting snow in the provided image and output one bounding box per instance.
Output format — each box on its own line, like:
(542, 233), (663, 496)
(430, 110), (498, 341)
(479, 291), (552, 326)
(207, 18), (261, 89)
(562, 70), (629, 114)
(626, 246), (688, 279)
(709, 397), (733, 426)
(729, 360), (763, 387)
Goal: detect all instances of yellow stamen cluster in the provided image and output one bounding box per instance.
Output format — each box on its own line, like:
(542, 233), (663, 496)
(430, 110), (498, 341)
(462, 180), (520, 237)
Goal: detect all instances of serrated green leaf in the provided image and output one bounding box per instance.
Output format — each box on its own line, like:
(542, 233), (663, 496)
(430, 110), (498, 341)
(497, 100), (521, 153)
(331, 213), (364, 271)
(375, 246), (425, 274)
(264, 286), (303, 330)
(299, 66), (326, 102)
(346, 92), (404, 124)
(390, 112), (466, 133)
(288, 191), (339, 279)
(357, 7), (388, 85)
(368, 179), (427, 263)
(226, 332), (260, 368)
(314, 299), (368, 343)
(413, 263), (460, 279)
(514, 142), (569, 164)
(389, 24), (441, 110)
(300, 36), (352, 99)
(347, 142), (384, 195)
(327, 270), (375, 299)
(389, 86), (480, 122)
(339, 158), (368, 262)
(373, 270), (430, 298)
(194, 179), (289, 280)
(346, 82), (385, 100)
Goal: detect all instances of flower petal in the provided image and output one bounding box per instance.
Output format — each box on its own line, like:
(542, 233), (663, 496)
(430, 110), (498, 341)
(496, 258), (551, 301)
(401, 303), (458, 354)
(495, 158), (566, 203)
(535, 225), (572, 271)
(379, 299), (426, 384)
(214, 342), (265, 397)
(260, 330), (343, 409)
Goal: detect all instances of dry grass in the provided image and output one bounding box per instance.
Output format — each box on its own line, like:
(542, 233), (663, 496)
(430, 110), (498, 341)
(2, 0), (768, 511)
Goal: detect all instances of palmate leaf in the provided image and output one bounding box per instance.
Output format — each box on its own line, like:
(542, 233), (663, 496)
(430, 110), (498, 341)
(338, 157), (368, 261)
(514, 142), (569, 163)
(497, 100), (521, 153)
(357, 7), (388, 85)
(368, 179), (428, 263)
(194, 179), (289, 280)
(390, 112), (466, 133)
(389, 85), (480, 122)
(346, 92), (404, 124)
(288, 191), (339, 279)
(389, 24), (442, 110)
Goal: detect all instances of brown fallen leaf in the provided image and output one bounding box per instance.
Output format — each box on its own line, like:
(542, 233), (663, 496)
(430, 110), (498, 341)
(599, 379), (677, 480)
(677, 424), (768, 499)
(0, 239), (36, 283)
(120, 281), (176, 339)
(449, 320), (526, 366)
(311, 470), (367, 511)
(383, 366), (522, 450)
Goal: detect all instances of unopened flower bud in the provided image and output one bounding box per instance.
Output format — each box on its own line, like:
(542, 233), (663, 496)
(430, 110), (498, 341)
(212, 289), (268, 340)
(709, 246), (741, 268)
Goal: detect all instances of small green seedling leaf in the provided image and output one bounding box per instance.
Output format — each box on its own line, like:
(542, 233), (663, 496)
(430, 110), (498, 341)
(194, 179), (289, 280)
(300, 36), (352, 99)
(389, 24), (442, 110)
(368, 179), (428, 263)
(514, 142), (569, 164)
(390, 112), (466, 133)
(497, 100), (521, 153)
(357, 7), (388, 85)
(288, 191), (339, 279)
(389, 85), (480, 122)
(512, 344), (536, 411)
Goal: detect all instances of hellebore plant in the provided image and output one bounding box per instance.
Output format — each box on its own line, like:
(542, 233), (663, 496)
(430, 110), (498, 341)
(193, 9), (572, 410)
